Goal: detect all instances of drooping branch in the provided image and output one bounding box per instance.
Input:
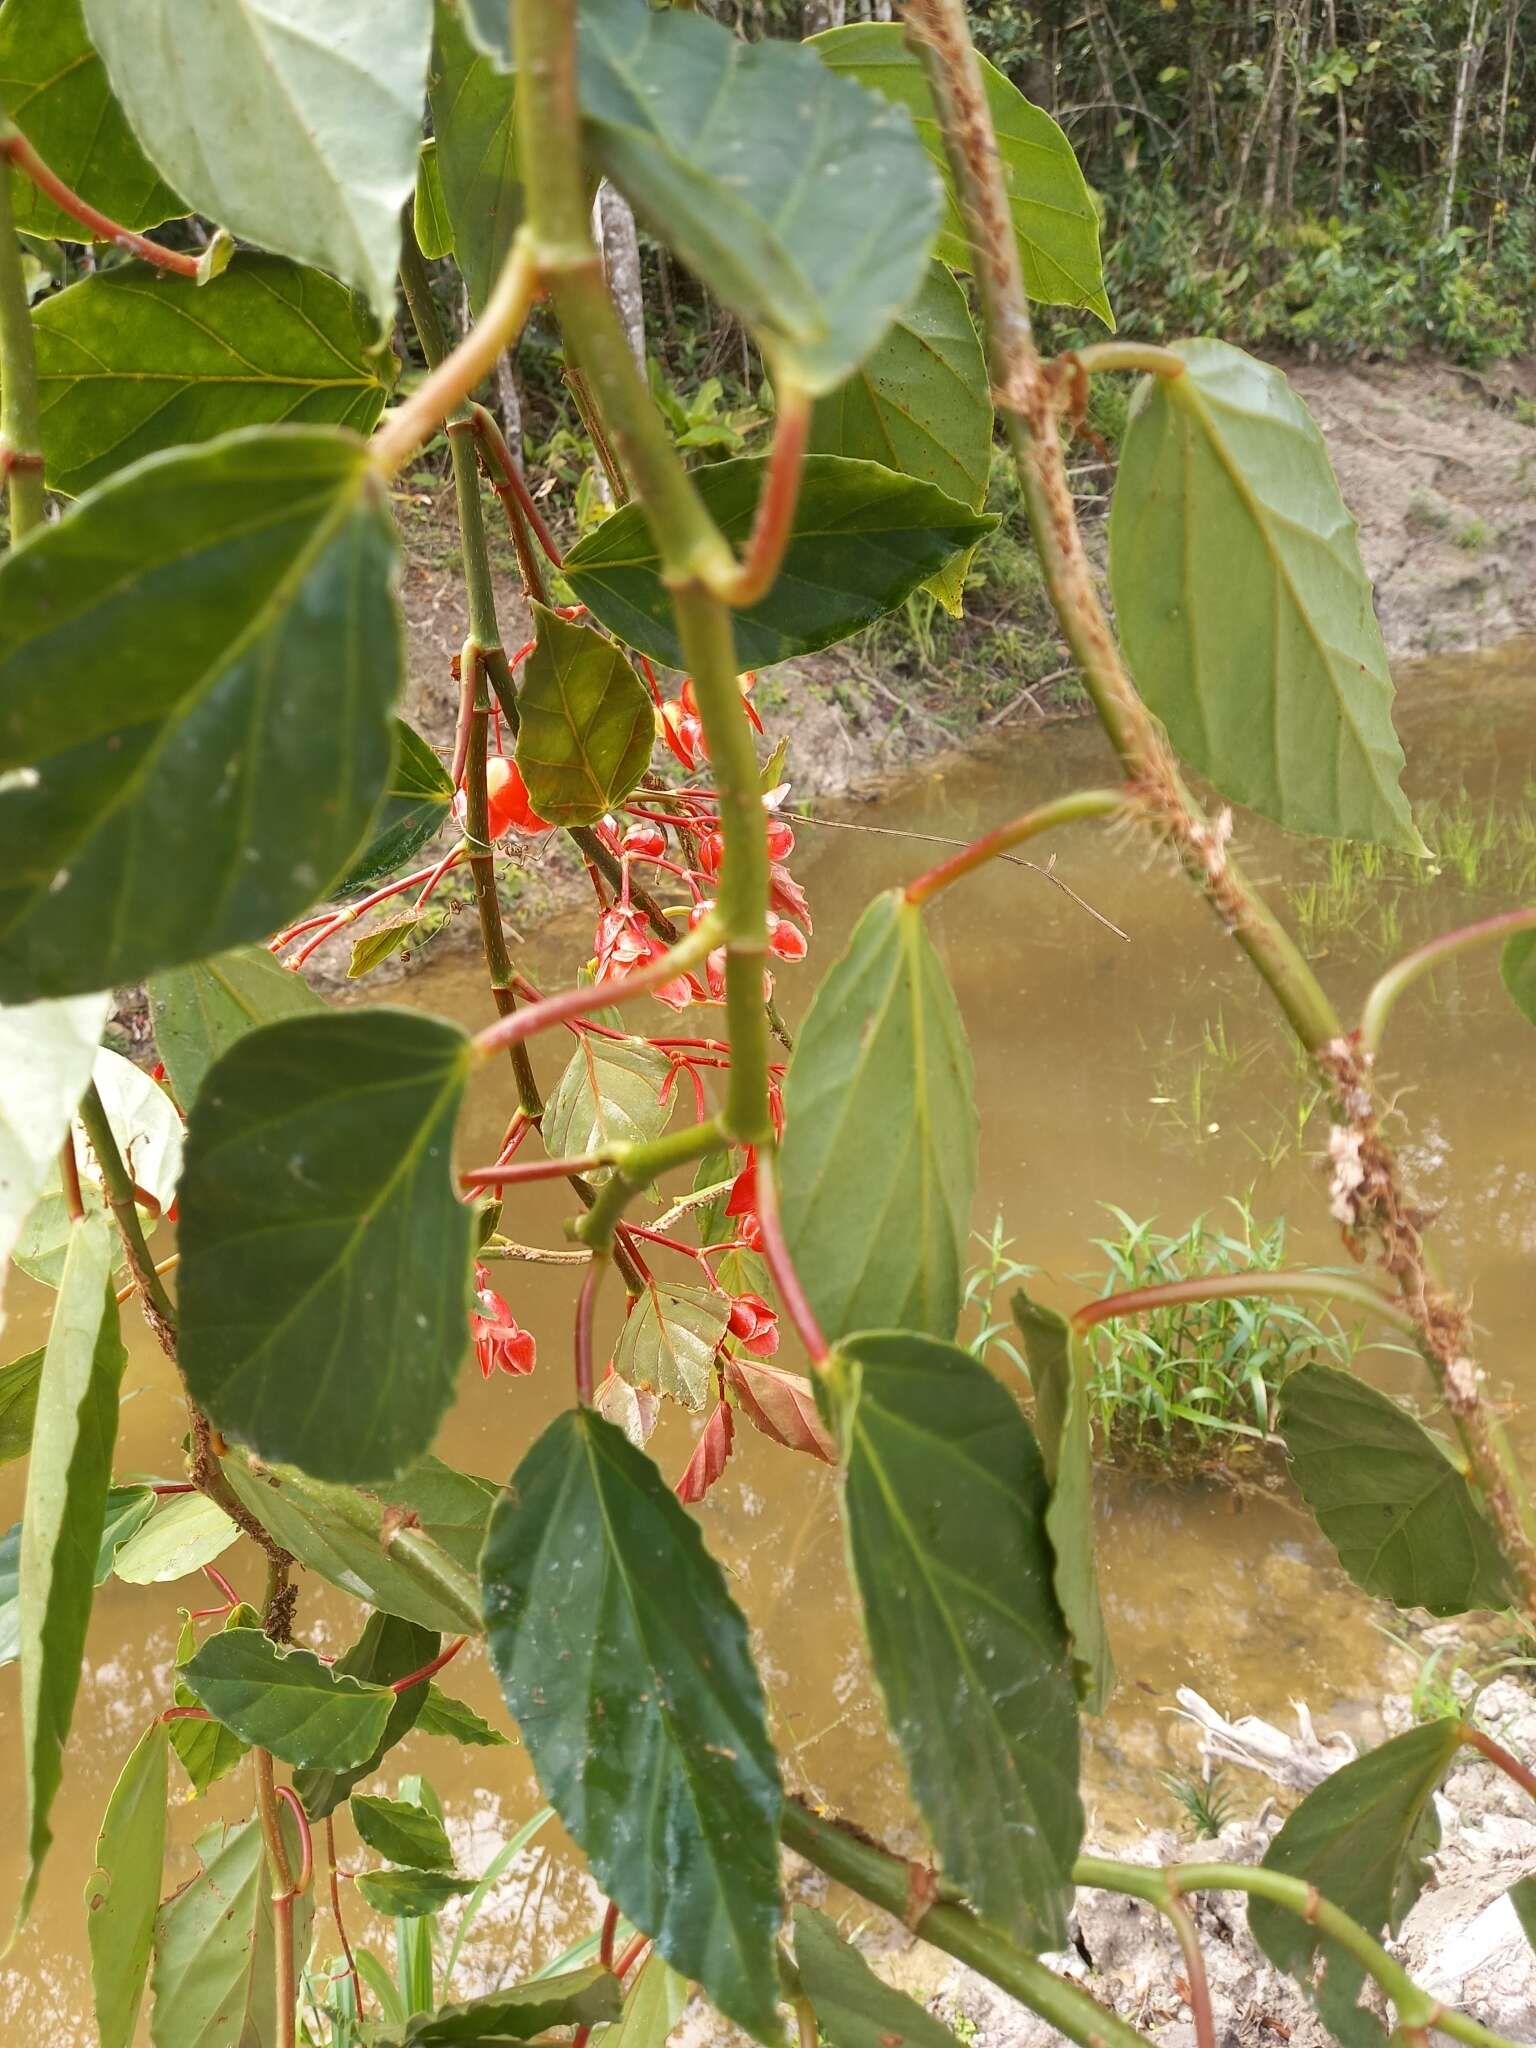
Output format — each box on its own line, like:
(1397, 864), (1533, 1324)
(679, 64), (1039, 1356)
(1360, 903), (1536, 1054)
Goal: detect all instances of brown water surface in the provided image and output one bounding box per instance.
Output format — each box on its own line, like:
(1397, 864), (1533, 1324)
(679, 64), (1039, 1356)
(3, 645), (1535, 2037)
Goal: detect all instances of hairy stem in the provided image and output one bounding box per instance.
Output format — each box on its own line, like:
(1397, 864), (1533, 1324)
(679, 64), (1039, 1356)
(1360, 903), (1536, 1055)
(0, 160), (46, 540)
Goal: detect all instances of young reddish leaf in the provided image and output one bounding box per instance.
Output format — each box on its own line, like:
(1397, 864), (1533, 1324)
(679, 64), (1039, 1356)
(724, 1356), (835, 1465)
(674, 1398), (734, 1505)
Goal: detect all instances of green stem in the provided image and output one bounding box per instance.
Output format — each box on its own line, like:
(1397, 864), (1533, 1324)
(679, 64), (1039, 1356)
(0, 160), (45, 540)
(1072, 341), (1188, 379)
(904, 789), (1124, 905)
(781, 1801), (1152, 2048)
(1360, 903), (1536, 1055)
(576, 1115), (726, 1253)
(1072, 1267), (1421, 1339)
(77, 1082), (177, 1337)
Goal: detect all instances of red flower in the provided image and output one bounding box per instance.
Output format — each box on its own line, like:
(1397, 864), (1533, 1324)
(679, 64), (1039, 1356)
(453, 757), (549, 838)
(727, 1292), (779, 1357)
(471, 1264), (536, 1378)
(621, 822), (667, 860)
(725, 1151), (758, 1218)
(660, 696), (706, 770)
(770, 864), (812, 933)
(594, 905), (700, 1011)
(767, 913), (807, 961)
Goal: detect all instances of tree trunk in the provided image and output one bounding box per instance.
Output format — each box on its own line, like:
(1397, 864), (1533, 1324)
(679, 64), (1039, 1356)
(1259, 5), (1289, 223)
(1280, 0), (1310, 214)
(1323, 0), (1347, 204)
(592, 182), (645, 368)
(1438, 0), (1486, 239)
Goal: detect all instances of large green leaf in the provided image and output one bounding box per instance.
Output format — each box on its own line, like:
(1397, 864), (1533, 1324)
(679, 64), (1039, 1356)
(1250, 1719), (1463, 2046)
(1278, 1364), (1512, 1617)
(0, 0), (183, 237)
(1511, 1876), (1536, 1953)
(1501, 931), (1536, 1026)
(810, 23), (1111, 328)
(110, 1492), (238, 1585)
(1109, 340), (1420, 851)
(335, 720), (456, 896)
(357, 1868), (477, 1917)
(794, 1906), (958, 2048)
(779, 891), (976, 1345)
(0, 1347), (42, 1466)
(96, 1485), (155, 1577)
(0, 989), (109, 1322)
(541, 1032), (674, 1172)
(565, 455), (993, 670)
(1, 1485), (151, 1673)
(818, 1331), (1082, 1952)
(381, 1966), (626, 2046)
(34, 256), (392, 499)
(1011, 1290), (1115, 1712)
(0, 427), (402, 1002)
(614, 1279), (731, 1411)
(483, 1408), (783, 2036)
(149, 946), (324, 1114)
(85, 1720), (168, 2048)
(180, 1626), (396, 1770)
(86, 1046), (184, 1213)
(83, 0), (431, 327)
(352, 1792), (456, 1872)
(294, 1612), (440, 1819)
(578, 0), (938, 395)
(179, 1009), (472, 1482)
(169, 1610), (249, 1796)
(221, 1449), (491, 1635)
(428, 0), (521, 317)
(150, 1812), (315, 2048)
(17, 1213), (126, 1924)
(515, 604), (655, 829)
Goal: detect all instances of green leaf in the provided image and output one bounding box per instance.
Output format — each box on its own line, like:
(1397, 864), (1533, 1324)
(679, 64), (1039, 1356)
(541, 1033), (675, 1175)
(0, 0), (183, 238)
(1011, 1290), (1115, 1713)
(383, 1965), (626, 2046)
(565, 455), (994, 670)
(294, 1612), (440, 1820)
(83, 0), (432, 327)
(780, 891), (976, 1345)
(169, 1610), (249, 1796)
(0, 989), (111, 1313)
(335, 720), (456, 896)
(1109, 340), (1421, 851)
(810, 23), (1111, 328)
(88, 1045), (184, 1212)
(17, 1213), (127, 1924)
(1510, 1875), (1536, 1952)
(1278, 1364), (1513, 1617)
(1500, 931), (1536, 1026)
(428, 0), (521, 316)
(818, 1331), (1082, 1952)
(221, 1449), (492, 1635)
(600, 1953), (691, 2048)
(515, 604), (654, 828)
(614, 1279), (730, 1410)
(349, 917), (428, 980)
(483, 1408), (783, 2036)
(0, 1347), (42, 1466)
(179, 1009), (472, 1482)
(95, 1485), (156, 1579)
(150, 1811), (315, 2048)
(414, 139), (454, 261)
(0, 1519), (17, 1665)
(33, 256), (393, 499)
(84, 1721), (168, 2048)
(794, 1906), (958, 2048)
(578, 0), (940, 395)
(414, 1681), (509, 1748)
(110, 1491), (239, 1585)
(352, 1792), (456, 1872)
(180, 1626), (396, 1771)
(149, 946), (324, 1114)
(356, 1868), (477, 1918)
(1250, 1719), (1463, 2045)
(0, 427), (403, 1002)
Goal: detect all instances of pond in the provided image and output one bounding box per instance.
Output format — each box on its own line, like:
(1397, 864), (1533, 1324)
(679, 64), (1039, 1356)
(4, 641), (1535, 2038)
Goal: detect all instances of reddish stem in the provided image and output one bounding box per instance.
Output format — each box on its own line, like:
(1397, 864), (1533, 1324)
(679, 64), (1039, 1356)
(614, 1932), (650, 1980)
(326, 1815), (364, 2020)
(203, 1563), (240, 1606)
(575, 1257), (605, 1406)
(1164, 1883), (1216, 2048)
(599, 1899), (621, 1969)
(1463, 1722), (1536, 1802)
(450, 660), (480, 790)
(275, 1786), (314, 1896)
(390, 1634), (468, 1693)
(461, 1152), (604, 1188)
(152, 1481), (198, 1497)
(722, 386), (811, 608)
(470, 403), (564, 566)
(0, 129), (201, 275)
(160, 1706), (211, 1723)
(753, 1151), (829, 1368)
(472, 922), (718, 1061)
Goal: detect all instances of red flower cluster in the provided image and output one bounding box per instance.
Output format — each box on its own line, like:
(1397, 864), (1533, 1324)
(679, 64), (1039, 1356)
(452, 756), (549, 839)
(471, 1263), (537, 1378)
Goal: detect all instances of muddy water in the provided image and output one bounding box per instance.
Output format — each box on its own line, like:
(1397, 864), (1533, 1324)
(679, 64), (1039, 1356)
(4, 644), (1536, 2037)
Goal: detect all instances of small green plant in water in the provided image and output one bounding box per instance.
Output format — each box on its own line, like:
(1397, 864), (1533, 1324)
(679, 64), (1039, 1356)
(1159, 1766), (1237, 1842)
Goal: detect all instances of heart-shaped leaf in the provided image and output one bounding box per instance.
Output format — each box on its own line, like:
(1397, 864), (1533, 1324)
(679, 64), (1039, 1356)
(34, 256), (393, 498)
(83, 0), (432, 326)
(565, 454), (993, 670)
(428, 0), (521, 316)
(614, 1280), (730, 1411)
(0, 989), (110, 1326)
(356, 1868), (477, 1918)
(17, 1214), (126, 1924)
(414, 1682), (509, 1749)
(578, 0), (939, 394)
(180, 1627), (395, 1771)
(1109, 340), (1421, 851)
(1250, 1719), (1464, 2045)
(335, 720), (455, 897)
(179, 1010), (472, 1483)
(294, 1613), (440, 1820)
(541, 1033), (674, 1173)
(381, 1966), (626, 2046)
(779, 890), (976, 1345)
(149, 946), (324, 1115)
(1012, 1290), (1115, 1712)
(811, 23), (1111, 327)
(352, 1792), (456, 1872)
(1501, 931), (1536, 1025)
(794, 1906), (959, 2048)
(85, 1721), (168, 2048)
(0, 0), (184, 237)
(515, 604), (655, 828)
(0, 427), (403, 1002)
(483, 1409), (783, 2037)
(819, 1331), (1082, 1953)
(1279, 1363), (1513, 1617)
